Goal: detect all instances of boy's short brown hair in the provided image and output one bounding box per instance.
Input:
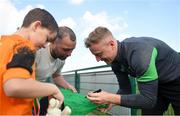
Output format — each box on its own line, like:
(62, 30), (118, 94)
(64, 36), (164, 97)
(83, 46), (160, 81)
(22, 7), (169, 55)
(22, 8), (58, 33)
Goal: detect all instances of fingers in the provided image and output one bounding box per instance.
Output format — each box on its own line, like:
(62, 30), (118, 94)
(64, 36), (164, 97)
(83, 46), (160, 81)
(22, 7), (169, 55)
(86, 94), (103, 104)
(87, 91), (111, 105)
(87, 92), (100, 97)
(106, 104), (113, 111)
(52, 89), (64, 105)
(103, 109), (109, 113)
(86, 95), (97, 101)
(97, 108), (108, 113)
(97, 104), (113, 113)
(71, 87), (77, 92)
(56, 93), (64, 104)
(86, 91), (103, 104)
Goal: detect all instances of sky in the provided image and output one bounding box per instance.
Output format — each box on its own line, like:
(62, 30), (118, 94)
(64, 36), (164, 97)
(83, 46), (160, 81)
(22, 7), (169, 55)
(0, 0), (179, 72)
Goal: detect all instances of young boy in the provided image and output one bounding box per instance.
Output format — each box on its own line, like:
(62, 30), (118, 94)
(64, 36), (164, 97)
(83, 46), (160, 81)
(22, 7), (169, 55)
(0, 8), (64, 115)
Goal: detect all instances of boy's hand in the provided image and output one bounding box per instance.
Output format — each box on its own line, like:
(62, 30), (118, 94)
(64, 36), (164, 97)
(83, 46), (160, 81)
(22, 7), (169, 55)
(52, 86), (64, 105)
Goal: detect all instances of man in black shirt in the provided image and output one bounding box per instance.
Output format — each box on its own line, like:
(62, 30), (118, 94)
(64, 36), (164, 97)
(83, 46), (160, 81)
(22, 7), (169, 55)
(85, 26), (180, 115)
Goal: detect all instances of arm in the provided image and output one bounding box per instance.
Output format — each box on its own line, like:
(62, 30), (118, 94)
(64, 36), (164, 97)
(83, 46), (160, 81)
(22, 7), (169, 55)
(52, 73), (77, 92)
(111, 64), (131, 94)
(116, 73), (131, 94)
(88, 48), (158, 109)
(87, 65), (130, 105)
(3, 46), (64, 102)
(3, 78), (64, 102)
(121, 80), (157, 109)
(87, 80), (157, 109)
(121, 48), (158, 109)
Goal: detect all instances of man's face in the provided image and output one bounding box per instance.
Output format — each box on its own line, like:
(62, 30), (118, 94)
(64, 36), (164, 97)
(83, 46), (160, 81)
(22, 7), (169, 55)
(89, 40), (115, 64)
(53, 35), (76, 60)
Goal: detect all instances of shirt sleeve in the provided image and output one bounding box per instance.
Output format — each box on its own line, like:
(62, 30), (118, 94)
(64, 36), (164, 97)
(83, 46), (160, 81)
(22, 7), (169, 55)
(121, 80), (158, 109)
(120, 48), (158, 109)
(3, 68), (31, 83)
(3, 41), (35, 83)
(137, 48), (158, 82)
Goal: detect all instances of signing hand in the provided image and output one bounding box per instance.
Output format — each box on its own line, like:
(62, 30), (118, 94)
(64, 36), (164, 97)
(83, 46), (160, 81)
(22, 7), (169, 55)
(87, 91), (121, 105)
(87, 91), (111, 104)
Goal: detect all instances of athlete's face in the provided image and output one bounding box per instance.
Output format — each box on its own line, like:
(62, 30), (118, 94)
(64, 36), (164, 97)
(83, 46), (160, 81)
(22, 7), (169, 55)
(89, 39), (116, 64)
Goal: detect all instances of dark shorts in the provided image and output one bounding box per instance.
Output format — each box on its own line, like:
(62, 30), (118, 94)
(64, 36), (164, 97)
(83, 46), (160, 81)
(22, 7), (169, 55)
(142, 76), (180, 115)
(39, 96), (49, 115)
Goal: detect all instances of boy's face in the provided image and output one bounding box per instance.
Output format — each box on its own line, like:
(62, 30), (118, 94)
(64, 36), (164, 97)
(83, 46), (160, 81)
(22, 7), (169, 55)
(31, 27), (57, 50)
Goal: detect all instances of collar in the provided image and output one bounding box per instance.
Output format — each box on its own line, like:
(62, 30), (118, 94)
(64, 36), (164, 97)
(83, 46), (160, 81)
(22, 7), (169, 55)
(47, 45), (56, 61)
(112, 40), (123, 63)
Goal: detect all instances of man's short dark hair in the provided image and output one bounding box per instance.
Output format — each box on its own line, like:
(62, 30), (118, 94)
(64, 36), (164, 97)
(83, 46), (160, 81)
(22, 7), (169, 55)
(21, 8), (58, 33)
(57, 26), (76, 41)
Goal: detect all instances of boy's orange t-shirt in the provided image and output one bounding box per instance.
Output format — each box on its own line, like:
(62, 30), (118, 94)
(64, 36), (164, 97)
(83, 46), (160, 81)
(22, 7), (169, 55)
(0, 35), (36, 115)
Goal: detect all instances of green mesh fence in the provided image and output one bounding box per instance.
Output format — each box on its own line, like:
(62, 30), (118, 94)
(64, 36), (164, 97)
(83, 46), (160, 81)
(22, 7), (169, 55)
(60, 88), (108, 115)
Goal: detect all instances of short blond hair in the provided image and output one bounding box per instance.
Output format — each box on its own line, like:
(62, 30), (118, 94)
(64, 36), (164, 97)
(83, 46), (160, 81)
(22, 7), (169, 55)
(84, 26), (113, 48)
